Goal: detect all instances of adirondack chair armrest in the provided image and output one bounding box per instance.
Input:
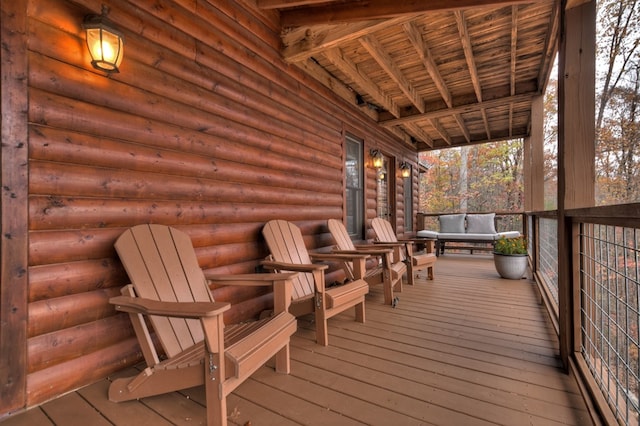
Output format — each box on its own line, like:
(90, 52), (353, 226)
(205, 272), (297, 314)
(110, 295), (230, 318)
(396, 239), (416, 245)
(204, 272), (298, 286)
(349, 246), (394, 254)
(309, 253), (370, 280)
(309, 252), (370, 261)
(261, 260), (328, 272)
(371, 242), (405, 248)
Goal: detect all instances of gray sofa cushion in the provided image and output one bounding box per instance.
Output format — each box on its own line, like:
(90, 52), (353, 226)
(439, 214), (466, 233)
(417, 230), (439, 239)
(497, 231), (520, 239)
(466, 213), (496, 234)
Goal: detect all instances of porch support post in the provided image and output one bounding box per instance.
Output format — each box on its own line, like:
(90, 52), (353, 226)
(524, 95), (545, 213)
(557, 0), (595, 369)
(524, 94), (545, 275)
(1, 0), (29, 416)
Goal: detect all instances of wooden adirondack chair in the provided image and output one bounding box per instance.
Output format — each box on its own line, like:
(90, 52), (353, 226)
(108, 224), (298, 426)
(261, 219), (369, 346)
(371, 217), (437, 285)
(327, 218), (405, 306)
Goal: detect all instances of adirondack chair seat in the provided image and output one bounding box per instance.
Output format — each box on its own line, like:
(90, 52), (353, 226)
(327, 218), (406, 305)
(371, 218), (437, 285)
(110, 224), (298, 426)
(324, 279), (370, 308)
(262, 219), (369, 346)
(109, 310), (295, 399)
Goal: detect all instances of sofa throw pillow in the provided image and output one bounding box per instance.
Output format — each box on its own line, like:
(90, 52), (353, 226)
(466, 213), (497, 234)
(439, 214), (466, 233)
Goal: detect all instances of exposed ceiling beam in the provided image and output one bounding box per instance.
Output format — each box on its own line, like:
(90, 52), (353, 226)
(482, 108), (492, 139)
(279, 0), (539, 27)
(537, 0), (560, 91)
(379, 91), (537, 127)
(429, 118), (452, 145)
(282, 14), (419, 63)
(403, 123), (434, 148)
(323, 48), (401, 117)
(257, 0), (330, 9)
(454, 113), (471, 142)
(454, 10), (483, 103)
(282, 20), (383, 63)
(360, 35), (425, 113)
(403, 21), (453, 108)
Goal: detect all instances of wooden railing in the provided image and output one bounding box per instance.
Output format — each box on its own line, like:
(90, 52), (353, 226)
(528, 203), (640, 426)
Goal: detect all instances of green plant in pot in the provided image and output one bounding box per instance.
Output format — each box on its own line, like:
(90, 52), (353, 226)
(493, 236), (528, 279)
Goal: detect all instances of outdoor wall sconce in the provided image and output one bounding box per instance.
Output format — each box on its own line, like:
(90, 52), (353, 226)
(400, 162), (411, 178)
(370, 149), (384, 169)
(83, 7), (124, 73)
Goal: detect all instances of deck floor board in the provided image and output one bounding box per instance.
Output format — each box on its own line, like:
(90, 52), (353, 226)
(2, 255), (593, 425)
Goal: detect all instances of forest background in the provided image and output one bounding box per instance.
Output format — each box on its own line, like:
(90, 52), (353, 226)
(419, 0), (640, 214)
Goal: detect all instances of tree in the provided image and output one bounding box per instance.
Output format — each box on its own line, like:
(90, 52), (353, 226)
(595, 0), (640, 205)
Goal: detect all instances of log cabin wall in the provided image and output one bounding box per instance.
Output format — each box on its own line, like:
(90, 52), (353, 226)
(1, 0), (418, 415)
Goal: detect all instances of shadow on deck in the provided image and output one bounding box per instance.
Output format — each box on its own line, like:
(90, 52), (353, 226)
(2, 254), (592, 425)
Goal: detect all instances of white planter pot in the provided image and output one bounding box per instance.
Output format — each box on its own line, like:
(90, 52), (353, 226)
(493, 253), (528, 279)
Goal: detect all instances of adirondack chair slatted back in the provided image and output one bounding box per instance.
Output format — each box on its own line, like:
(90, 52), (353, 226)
(371, 218), (407, 262)
(262, 220), (315, 300)
(327, 219), (356, 250)
(327, 219), (358, 279)
(115, 224), (214, 358)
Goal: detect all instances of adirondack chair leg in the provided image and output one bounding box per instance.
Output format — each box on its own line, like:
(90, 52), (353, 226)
(406, 263), (415, 286)
(427, 265), (435, 280)
(274, 344), (291, 373)
(314, 307), (329, 346)
(205, 352), (226, 426)
(355, 301), (365, 323)
(383, 282), (393, 305)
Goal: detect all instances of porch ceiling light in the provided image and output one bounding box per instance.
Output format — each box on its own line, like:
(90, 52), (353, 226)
(83, 8), (124, 73)
(400, 162), (411, 178)
(370, 149), (384, 169)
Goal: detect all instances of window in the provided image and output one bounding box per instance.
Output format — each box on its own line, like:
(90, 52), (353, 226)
(345, 135), (364, 239)
(404, 165), (413, 232)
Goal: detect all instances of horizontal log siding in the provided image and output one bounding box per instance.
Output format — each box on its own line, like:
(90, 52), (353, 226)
(19, 0), (417, 408)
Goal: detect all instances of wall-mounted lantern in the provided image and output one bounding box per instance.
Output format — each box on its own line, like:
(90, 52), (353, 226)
(370, 149), (384, 169)
(400, 162), (411, 178)
(83, 7), (124, 73)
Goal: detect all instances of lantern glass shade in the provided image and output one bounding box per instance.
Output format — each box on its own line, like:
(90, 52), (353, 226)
(370, 150), (384, 169)
(83, 16), (124, 72)
(400, 162), (411, 178)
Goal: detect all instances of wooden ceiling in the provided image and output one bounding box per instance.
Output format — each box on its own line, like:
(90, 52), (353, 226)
(257, 0), (560, 151)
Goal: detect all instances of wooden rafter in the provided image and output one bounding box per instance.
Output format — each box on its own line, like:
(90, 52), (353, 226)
(268, 0), (558, 149)
(282, 14), (419, 63)
(323, 48), (401, 118)
(403, 21), (453, 108)
(360, 35), (424, 113)
(429, 118), (452, 145)
(278, 0), (540, 26)
(454, 113), (471, 143)
(537, 0), (561, 91)
(454, 10), (483, 103)
(404, 123), (434, 148)
(380, 92), (536, 127)
(482, 108), (492, 140)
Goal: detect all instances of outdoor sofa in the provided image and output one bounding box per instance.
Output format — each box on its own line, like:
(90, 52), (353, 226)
(416, 213), (520, 255)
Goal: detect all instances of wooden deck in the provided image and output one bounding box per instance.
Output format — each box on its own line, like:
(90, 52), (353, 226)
(3, 255), (592, 425)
